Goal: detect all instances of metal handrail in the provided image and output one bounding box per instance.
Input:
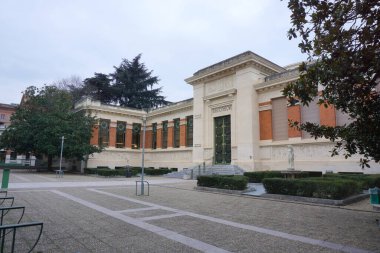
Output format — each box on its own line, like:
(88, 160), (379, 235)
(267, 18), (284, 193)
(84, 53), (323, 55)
(0, 222), (43, 253)
(0, 206), (25, 227)
(0, 198), (15, 208)
(135, 181), (150, 196)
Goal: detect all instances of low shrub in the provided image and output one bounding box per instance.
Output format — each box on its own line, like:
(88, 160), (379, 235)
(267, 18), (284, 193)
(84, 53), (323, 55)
(96, 166), (110, 169)
(262, 178), (360, 199)
(145, 168), (171, 175)
(96, 169), (119, 177)
(84, 168), (97, 174)
(323, 174), (380, 189)
(170, 168), (178, 172)
(243, 171), (283, 183)
(197, 175), (248, 190)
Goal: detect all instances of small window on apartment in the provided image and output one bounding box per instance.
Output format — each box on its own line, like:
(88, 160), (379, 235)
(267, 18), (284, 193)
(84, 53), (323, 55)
(173, 118), (180, 148)
(116, 121), (126, 148)
(132, 123), (141, 149)
(186, 116), (193, 147)
(162, 121), (168, 149)
(152, 123), (157, 149)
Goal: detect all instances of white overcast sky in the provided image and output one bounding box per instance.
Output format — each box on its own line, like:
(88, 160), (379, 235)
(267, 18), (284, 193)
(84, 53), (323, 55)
(0, 0), (305, 105)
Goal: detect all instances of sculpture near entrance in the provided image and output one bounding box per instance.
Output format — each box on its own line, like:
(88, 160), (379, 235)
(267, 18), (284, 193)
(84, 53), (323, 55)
(287, 145), (295, 170)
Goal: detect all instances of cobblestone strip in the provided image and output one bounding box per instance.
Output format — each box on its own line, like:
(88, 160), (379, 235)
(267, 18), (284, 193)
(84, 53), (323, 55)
(51, 190), (231, 253)
(89, 188), (375, 253)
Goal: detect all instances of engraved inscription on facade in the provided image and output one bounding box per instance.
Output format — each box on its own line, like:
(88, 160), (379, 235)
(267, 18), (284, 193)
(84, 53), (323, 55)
(212, 105), (232, 113)
(206, 76), (234, 95)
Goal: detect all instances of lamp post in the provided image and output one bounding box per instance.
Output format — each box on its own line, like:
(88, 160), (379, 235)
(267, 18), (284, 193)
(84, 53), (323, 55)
(140, 114), (147, 195)
(59, 136), (65, 176)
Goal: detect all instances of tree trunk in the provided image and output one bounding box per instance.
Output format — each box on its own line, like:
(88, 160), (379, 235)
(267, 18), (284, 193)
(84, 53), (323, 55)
(48, 155), (53, 170)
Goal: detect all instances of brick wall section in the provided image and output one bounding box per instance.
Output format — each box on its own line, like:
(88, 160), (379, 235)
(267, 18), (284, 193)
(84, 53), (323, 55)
(180, 123), (186, 147)
(109, 126), (116, 147)
(126, 129), (132, 148)
(168, 126), (174, 148)
(145, 130), (152, 149)
(157, 128), (162, 149)
(288, 105), (302, 138)
(259, 110), (272, 140)
(90, 127), (99, 145)
(320, 104), (336, 127)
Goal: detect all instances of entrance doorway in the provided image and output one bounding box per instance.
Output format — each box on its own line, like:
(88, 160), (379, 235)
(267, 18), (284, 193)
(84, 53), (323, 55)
(214, 115), (231, 164)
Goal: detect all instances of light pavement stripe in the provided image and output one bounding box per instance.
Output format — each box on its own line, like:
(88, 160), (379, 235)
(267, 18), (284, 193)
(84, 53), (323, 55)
(11, 174), (32, 182)
(117, 206), (160, 213)
(32, 174), (57, 182)
(8, 178), (185, 189)
(139, 213), (186, 221)
(89, 188), (375, 253)
(51, 190), (231, 253)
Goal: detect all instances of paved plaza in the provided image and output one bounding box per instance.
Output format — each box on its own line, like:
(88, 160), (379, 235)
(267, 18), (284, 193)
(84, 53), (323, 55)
(2, 171), (380, 253)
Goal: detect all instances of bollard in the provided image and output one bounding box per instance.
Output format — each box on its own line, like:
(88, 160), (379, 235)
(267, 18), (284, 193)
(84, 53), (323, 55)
(369, 187), (380, 205)
(1, 169), (10, 190)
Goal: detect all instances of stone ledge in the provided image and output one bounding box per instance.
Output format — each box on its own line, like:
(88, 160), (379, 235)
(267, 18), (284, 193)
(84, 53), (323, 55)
(195, 186), (250, 195)
(195, 186), (370, 206)
(260, 193), (369, 206)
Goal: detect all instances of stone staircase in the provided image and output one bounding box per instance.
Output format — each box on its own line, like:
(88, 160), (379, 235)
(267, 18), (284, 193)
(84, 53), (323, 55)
(164, 164), (245, 179)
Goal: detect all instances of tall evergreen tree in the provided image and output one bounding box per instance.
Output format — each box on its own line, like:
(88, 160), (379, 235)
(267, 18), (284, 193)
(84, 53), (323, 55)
(111, 54), (169, 109)
(83, 73), (114, 104)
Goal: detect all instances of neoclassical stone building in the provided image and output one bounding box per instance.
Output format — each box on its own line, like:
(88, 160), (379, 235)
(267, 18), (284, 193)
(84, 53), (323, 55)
(75, 51), (380, 174)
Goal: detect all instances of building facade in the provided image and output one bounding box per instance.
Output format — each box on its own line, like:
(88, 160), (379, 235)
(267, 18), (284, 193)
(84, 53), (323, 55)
(76, 51), (380, 174)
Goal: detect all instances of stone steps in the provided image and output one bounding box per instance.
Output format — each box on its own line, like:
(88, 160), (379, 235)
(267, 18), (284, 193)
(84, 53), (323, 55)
(164, 165), (245, 179)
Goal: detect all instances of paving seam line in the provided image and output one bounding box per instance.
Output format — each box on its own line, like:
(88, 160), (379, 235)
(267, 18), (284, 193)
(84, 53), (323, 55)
(50, 190), (231, 253)
(140, 213), (186, 221)
(116, 206), (160, 213)
(88, 188), (375, 253)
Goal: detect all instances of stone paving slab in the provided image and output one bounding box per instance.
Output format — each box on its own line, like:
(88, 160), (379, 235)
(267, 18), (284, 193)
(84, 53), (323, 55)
(149, 216), (339, 253)
(3, 172), (380, 253)
(101, 186), (380, 252)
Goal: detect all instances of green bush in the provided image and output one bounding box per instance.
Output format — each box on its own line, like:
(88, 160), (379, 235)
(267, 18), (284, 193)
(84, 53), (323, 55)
(323, 174), (380, 189)
(170, 168), (178, 172)
(262, 178), (360, 199)
(96, 166), (110, 169)
(145, 168), (171, 175)
(197, 175), (248, 191)
(243, 171), (283, 183)
(84, 168), (98, 174)
(96, 169), (119, 177)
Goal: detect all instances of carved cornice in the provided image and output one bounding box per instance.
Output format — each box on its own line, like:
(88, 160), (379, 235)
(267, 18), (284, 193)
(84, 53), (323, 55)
(148, 99), (193, 119)
(255, 68), (300, 93)
(203, 88), (236, 101)
(185, 51), (285, 85)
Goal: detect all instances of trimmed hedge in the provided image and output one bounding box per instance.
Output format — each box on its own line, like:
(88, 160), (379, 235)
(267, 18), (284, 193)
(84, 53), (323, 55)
(244, 171), (325, 183)
(262, 178), (360, 200)
(323, 174), (380, 189)
(97, 169), (119, 177)
(243, 171), (283, 183)
(144, 168), (171, 175)
(197, 175), (248, 191)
